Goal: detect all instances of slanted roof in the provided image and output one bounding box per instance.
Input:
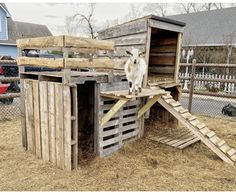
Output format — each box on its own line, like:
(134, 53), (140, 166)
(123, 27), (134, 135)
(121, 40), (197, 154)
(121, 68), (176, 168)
(167, 7), (236, 47)
(0, 20), (52, 45)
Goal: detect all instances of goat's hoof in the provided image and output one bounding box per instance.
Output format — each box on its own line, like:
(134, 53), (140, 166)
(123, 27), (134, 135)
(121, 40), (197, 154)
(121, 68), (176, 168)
(135, 90), (138, 96)
(128, 91), (132, 95)
(139, 88), (142, 92)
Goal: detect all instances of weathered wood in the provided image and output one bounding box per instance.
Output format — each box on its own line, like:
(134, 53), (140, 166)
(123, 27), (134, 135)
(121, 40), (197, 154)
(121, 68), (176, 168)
(48, 82), (56, 163)
(17, 35), (115, 50)
(20, 78), (27, 150)
(17, 57), (64, 68)
(71, 86), (78, 169)
(149, 55), (175, 65)
(150, 37), (177, 46)
(150, 45), (177, 53)
(63, 85), (72, 171)
(17, 35), (64, 49)
(98, 19), (148, 39)
(99, 32), (147, 46)
(158, 98), (234, 165)
(39, 82), (49, 161)
(114, 45), (146, 57)
(0, 93), (21, 99)
(149, 19), (184, 33)
(100, 99), (128, 127)
(64, 36), (114, 50)
(100, 88), (166, 100)
(24, 80), (35, 154)
(149, 66), (175, 74)
(32, 80), (41, 159)
(65, 58), (125, 70)
(55, 84), (64, 169)
(174, 32), (182, 83)
(137, 95), (161, 119)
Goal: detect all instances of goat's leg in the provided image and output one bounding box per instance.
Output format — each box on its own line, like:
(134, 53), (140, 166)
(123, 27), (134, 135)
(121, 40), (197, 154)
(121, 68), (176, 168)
(128, 81), (132, 95)
(134, 80), (139, 95)
(138, 77), (143, 93)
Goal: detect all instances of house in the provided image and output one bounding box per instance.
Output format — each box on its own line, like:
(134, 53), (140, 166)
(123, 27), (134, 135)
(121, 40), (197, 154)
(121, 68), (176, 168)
(167, 7), (236, 64)
(0, 3), (52, 59)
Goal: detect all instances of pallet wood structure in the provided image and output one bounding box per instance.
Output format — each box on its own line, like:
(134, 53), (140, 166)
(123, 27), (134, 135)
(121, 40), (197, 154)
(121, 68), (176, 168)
(17, 16), (236, 171)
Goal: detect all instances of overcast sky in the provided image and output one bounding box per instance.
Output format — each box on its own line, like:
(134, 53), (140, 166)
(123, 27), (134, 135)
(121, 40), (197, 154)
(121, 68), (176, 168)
(5, 3), (179, 35)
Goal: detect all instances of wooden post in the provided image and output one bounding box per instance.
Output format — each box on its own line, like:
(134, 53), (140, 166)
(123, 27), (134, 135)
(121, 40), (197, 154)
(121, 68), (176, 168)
(62, 47), (71, 84)
(188, 59), (196, 113)
(18, 48), (27, 150)
(174, 32), (182, 83)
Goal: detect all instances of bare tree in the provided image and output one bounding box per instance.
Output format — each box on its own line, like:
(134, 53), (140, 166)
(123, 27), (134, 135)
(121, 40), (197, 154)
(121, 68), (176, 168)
(73, 3), (96, 39)
(123, 4), (143, 22)
(143, 3), (168, 16)
(223, 31), (236, 64)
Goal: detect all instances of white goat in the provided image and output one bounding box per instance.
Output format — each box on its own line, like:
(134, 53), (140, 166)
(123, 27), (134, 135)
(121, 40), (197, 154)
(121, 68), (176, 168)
(124, 49), (147, 95)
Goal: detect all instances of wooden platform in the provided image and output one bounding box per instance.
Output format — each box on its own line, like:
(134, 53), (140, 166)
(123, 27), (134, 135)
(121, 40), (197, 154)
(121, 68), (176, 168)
(100, 88), (167, 100)
(147, 128), (200, 149)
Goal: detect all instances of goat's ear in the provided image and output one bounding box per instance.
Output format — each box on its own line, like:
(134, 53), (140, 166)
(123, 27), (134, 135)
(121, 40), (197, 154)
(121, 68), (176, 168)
(139, 51), (145, 56)
(126, 51), (133, 56)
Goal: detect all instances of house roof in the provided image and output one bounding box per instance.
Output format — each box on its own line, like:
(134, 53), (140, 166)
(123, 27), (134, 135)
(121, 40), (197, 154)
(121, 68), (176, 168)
(166, 7), (236, 47)
(0, 3), (11, 17)
(0, 19), (52, 45)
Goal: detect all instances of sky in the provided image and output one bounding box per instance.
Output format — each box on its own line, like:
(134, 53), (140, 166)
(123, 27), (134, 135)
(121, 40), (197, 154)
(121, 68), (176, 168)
(5, 3), (178, 35)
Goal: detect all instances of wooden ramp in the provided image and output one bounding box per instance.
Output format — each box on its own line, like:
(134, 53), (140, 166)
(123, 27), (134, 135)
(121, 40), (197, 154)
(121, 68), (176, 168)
(148, 128), (200, 149)
(158, 93), (236, 165)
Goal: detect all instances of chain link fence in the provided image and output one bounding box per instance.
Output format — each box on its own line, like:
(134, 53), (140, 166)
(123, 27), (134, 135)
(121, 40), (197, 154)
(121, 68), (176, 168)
(179, 62), (236, 120)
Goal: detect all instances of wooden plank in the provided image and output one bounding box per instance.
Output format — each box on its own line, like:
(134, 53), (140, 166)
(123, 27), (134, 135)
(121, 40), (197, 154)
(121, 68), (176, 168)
(24, 80), (35, 154)
(149, 66), (175, 74)
(137, 95), (161, 119)
(114, 45), (146, 57)
(100, 128), (120, 138)
(63, 85), (72, 171)
(100, 136), (120, 147)
(21, 78), (27, 149)
(100, 99), (128, 127)
(17, 35), (64, 49)
(149, 56), (176, 65)
(39, 81), (49, 161)
(71, 86), (78, 169)
(48, 82), (56, 164)
(227, 148), (236, 156)
(209, 136), (221, 145)
(150, 45), (176, 53)
(174, 32), (182, 83)
(32, 80), (41, 159)
(64, 36), (114, 50)
(206, 131), (216, 138)
(157, 98), (234, 165)
(121, 123), (138, 132)
(104, 32), (147, 46)
(55, 84), (64, 169)
(149, 19), (184, 33)
(17, 57), (64, 68)
(220, 144), (231, 153)
(199, 127), (211, 135)
(178, 137), (200, 149)
(98, 19), (148, 39)
(65, 58), (125, 70)
(122, 130), (138, 140)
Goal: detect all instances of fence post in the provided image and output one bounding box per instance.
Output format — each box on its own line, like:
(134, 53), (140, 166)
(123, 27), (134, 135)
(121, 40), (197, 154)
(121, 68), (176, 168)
(188, 59), (196, 113)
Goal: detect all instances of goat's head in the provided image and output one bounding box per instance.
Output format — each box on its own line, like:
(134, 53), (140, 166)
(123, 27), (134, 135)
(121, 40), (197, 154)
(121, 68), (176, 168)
(126, 49), (144, 65)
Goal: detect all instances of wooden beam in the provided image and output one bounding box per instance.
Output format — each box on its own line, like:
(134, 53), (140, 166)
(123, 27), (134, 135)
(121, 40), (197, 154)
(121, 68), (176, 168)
(174, 32), (182, 83)
(100, 99), (128, 127)
(149, 19), (184, 33)
(65, 58), (125, 70)
(64, 36), (114, 50)
(17, 36), (64, 49)
(17, 57), (64, 68)
(17, 35), (115, 51)
(137, 95), (161, 119)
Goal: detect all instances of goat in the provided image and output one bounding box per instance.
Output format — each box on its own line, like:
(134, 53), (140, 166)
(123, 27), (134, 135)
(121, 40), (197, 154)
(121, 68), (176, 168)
(124, 49), (147, 95)
(222, 103), (236, 117)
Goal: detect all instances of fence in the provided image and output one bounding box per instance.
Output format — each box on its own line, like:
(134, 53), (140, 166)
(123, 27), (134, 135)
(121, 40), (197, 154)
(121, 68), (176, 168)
(179, 61), (236, 119)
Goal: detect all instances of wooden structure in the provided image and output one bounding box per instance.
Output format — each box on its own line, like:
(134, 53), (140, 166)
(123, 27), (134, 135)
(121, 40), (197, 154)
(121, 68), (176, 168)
(98, 15), (185, 127)
(17, 17), (236, 171)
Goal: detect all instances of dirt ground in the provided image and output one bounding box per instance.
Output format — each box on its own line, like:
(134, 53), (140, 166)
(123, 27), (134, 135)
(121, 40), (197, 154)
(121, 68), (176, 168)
(1, 116), (236, 191)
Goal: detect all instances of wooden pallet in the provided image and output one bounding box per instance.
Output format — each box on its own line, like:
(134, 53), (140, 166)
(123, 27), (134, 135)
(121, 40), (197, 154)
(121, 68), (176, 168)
(157, 93), (236, 165)
(148, 128), (200, 149)
(23, 79), (78, 170)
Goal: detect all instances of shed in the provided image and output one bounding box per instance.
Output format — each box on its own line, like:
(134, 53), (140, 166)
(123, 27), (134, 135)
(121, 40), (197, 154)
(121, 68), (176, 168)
(98, 15), (185, 86)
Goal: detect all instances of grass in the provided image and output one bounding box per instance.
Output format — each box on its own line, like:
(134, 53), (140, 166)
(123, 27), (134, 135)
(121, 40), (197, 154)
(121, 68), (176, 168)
(0, 116), (236, 191)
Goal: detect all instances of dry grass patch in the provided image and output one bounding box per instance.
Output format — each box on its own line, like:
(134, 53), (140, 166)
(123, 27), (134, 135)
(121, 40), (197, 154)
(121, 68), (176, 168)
(0, 116), (236, 191)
